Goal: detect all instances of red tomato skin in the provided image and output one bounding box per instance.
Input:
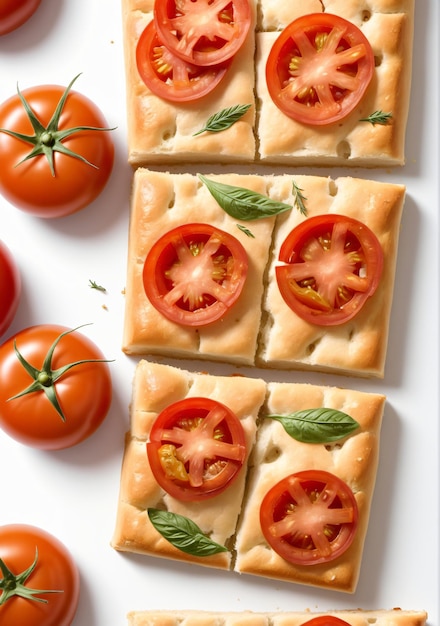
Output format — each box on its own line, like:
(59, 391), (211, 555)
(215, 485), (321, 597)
(0, 0), (41, 35)
(0, 524), (79, 626)
(0, 84), (114, 218)
(0, 325), (112, 450)
(302, 618), (351, 626)
(0, 240), (21, 337)
(147, 397), (247, 501)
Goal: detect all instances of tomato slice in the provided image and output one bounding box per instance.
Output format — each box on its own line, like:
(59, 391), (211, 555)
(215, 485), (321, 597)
(260, 470), (358, 566)
(266, 13), (375, 125)
(147, 397), (247, 501)
(154, 0), (251, 67)
(275, 214), (383, 326)
(136, 21), (229, 102)
(302, 618), (351, 626)
(143, 223), (248, 326)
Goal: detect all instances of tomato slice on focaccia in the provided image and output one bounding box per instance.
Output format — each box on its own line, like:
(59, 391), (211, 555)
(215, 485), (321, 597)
(266, 13), (375, 125)
(154, 0), (252, 67)
(275, 214), (383, 326)
(143, 223), (248, 326)
(147, 397), (247, 501)
(136, 21), (230, 102)
(260, 470), (359, 566)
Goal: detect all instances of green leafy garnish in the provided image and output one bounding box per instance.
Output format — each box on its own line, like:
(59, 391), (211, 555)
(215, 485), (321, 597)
(0, 74), (115, 176)
(89, 279), (106, 292)
(292, 180), (308, 215)
(7, 324), (113, 422)
(236, 224), (255, 238)
(267, 408), (360, 444)
(0, 549), (62, 606)
(193, 104), (251, 136)
(147, 508), (228, 557)
(359, 110), (393, 126)
(199, 174), (293, 221)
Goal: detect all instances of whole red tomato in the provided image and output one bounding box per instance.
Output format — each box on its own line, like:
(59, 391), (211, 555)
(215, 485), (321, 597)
(0, 240), (21, 337)
(0, 524), (79, 626)
(0, 74), (115, 218)
(0, 324), (113, 449)
(0, 0), (41, 36)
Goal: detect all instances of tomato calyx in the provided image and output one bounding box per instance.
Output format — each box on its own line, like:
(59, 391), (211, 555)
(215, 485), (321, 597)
(7, 324), (113, 422)
(0, 74), (115, 176)
(0, 548), (62, 606)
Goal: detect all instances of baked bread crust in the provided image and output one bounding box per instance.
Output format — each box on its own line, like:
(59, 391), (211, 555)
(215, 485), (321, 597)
(111, 360), (267, 570)
(126, 609), (428, 626)
(123, 169), (404, 378)
(121, 0), (414, 166)
(112, 361), (384, 592)
(234, 382), (385, 592)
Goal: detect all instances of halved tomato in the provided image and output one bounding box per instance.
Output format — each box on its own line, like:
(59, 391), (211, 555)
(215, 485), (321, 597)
(260, 470), (358, 566)
(154, 0), (251, 67)
(147, 397), (247, 501)
(136, 21), (229, 102)
(143, 223), (248, 326)
(266, 13), (375, 125)
(301, 618), (351, 626)
(275, 214), (383, 326)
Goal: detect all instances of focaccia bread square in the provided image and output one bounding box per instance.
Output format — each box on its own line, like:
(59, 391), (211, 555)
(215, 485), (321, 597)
(122, 0), (413, 166)
(258, 175), (405, 378)
(123, 169), (404, 378)
(126, 609), (428, 626)
(122, 168), (275, 365)
(111, 360), (267, 570)
(122, 0), (257, 166)
(234, 383), (385, 592)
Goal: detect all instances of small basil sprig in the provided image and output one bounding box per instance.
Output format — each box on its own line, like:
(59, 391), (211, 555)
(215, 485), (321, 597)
(148, 509), (228, 557)
(359, 110), (393, 126)
(193, 104), (251, 136)
(199, 174), (292, 221)
(267, 408), (360, 444)
(292, 180), (307, 215)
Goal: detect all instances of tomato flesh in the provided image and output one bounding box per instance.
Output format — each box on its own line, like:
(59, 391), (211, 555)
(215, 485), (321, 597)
(143, 223), (248, 326)
(260, 470), (358, 566)
(154, 0), (251, 67)
(0, 524), (79, 626)
(301, 618), (352, 626)
(0, 240), (21, 337)
(275, 214), (383, 326)
(266, 13), (374, 125)
(147, 397), (247, 501)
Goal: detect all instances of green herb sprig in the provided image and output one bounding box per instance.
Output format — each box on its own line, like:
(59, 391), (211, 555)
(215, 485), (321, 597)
(267, 408), (360, 444)
(193, 104), (251, 136)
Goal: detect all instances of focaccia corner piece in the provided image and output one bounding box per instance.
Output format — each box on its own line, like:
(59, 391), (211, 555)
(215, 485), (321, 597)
(258, 175), (405, 378)
(111, 360), (267, 570)
(126, 609), (428, 626)
(122, 168), (275, 366)
(256, 0), (415, 166)
(235, 383), (385, 593)
(122, 0), (257, 166)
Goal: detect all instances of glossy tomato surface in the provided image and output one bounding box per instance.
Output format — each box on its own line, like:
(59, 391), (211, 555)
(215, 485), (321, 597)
(143, 223), (248, 326)
(0, 325), (112, 449)
(301, 618), (351, 626)
(136, 21), (229, 102)
(154, 0), (251, 66)
(266, 13), (374, 125)
(0, 0), (41, 35)
(0, 524), (79, 626)
(260, 470), (359, 566)
(0, 240), (21, 337)
(0, 81), (114, 218)
(147, 397), (247, 501)
(275, 214), (383, 326)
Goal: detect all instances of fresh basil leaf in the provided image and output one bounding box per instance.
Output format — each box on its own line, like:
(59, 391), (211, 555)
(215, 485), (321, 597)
(199, 174), (293, 221)
(236, 224), (255, 238)
(193, 104), (251, 136)
(292, 180), (307, 215)
(147, 508), (228, 556)
(267, 408), (360, 443)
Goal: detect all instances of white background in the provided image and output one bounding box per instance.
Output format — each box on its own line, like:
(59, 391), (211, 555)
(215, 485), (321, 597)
(0, 1), (438, 625)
